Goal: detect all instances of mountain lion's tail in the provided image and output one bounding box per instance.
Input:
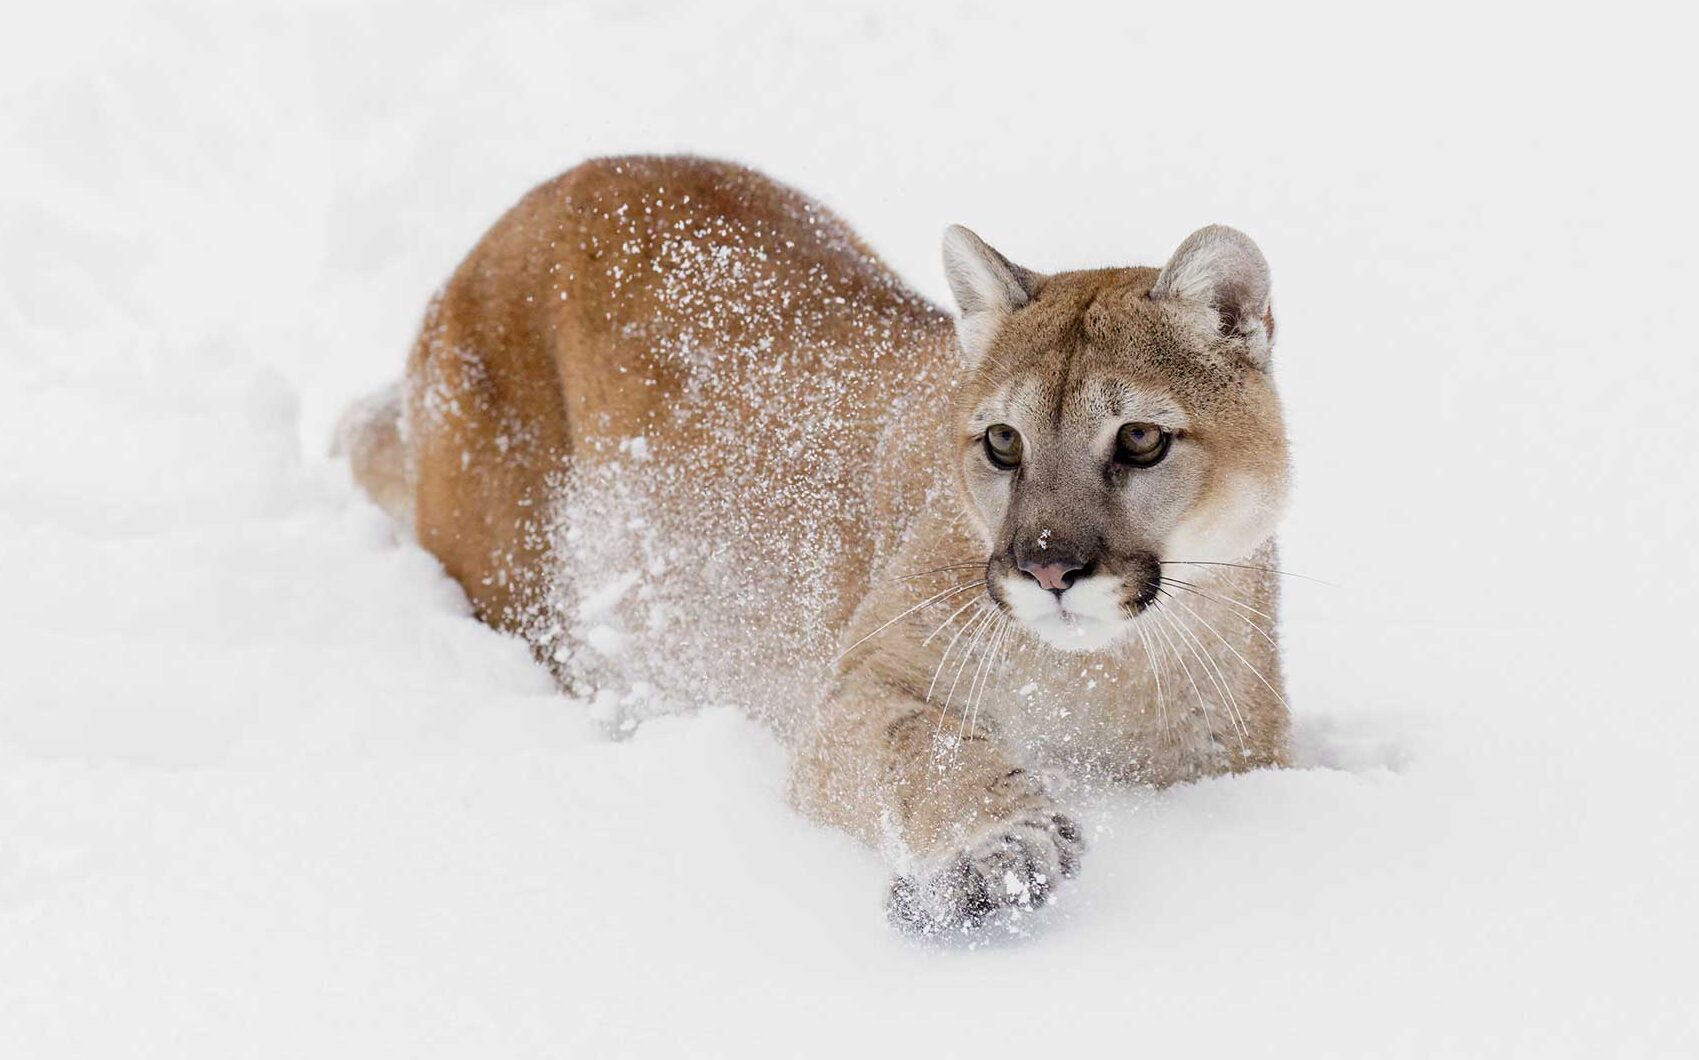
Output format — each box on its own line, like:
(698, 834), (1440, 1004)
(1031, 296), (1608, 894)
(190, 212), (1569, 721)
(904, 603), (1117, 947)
(333, 381), (414, 530)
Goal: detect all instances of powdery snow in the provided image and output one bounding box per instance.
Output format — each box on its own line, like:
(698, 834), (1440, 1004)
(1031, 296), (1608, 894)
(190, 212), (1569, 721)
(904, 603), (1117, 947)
(3, 1), (1697, 1057)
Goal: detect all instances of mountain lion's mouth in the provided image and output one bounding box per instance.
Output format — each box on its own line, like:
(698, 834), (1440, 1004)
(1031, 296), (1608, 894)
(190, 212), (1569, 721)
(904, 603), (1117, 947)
(994, 570), (1135, 652)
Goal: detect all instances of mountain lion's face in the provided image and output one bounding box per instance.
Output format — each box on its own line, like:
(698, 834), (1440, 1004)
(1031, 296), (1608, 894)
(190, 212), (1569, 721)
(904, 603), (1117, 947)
(942, 226), (1289, 653)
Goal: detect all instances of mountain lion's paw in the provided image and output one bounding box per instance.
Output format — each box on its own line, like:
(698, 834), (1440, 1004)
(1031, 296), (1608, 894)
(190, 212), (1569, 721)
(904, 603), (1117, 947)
(887, 812), (1084, 935)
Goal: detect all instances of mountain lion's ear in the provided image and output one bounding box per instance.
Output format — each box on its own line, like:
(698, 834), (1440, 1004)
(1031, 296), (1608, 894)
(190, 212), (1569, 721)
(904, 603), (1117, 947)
(942, 224), (1040, 363)
(1151, 225), (1274, 367)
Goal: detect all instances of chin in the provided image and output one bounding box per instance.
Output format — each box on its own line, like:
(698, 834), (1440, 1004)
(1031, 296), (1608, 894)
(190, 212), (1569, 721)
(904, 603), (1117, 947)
(1021, 612), (1131, 653)
(999, 574), (1136, 654)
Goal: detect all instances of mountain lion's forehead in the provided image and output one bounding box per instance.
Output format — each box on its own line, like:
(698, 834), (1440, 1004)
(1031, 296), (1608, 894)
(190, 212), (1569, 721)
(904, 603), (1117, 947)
(991, 272), (1236, 381)
(969, 372), (1190, 431)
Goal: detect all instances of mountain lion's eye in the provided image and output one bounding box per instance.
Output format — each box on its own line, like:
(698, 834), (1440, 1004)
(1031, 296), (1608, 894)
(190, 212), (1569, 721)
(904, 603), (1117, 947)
(1115, 422), (1171, 467)
(983, 424), (1023, 469)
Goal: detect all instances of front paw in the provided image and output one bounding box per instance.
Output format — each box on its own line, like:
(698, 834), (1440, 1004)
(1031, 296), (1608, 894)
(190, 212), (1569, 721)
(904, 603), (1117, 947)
(887, 812), (1085, 934)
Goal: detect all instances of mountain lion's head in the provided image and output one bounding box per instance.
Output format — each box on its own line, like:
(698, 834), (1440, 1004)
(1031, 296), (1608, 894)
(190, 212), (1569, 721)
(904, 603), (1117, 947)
(943, 224), (1289, 652)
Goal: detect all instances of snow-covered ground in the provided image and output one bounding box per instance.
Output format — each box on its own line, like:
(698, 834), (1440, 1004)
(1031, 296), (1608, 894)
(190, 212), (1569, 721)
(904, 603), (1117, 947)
(3, 1), (1696, 1055)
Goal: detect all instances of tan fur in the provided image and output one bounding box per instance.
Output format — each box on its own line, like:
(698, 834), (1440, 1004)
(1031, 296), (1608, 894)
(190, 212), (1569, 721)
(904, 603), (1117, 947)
(340, 155), (1292, 929)
(335, 382), (413, 528)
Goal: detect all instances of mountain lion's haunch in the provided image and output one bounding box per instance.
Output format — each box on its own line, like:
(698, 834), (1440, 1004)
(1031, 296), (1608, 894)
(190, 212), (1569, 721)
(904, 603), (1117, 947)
(339, 156), (1292, 933)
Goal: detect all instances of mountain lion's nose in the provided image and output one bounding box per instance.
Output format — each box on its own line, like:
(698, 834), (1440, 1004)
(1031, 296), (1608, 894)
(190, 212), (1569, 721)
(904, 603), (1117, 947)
(1019, 559), (1087, 595)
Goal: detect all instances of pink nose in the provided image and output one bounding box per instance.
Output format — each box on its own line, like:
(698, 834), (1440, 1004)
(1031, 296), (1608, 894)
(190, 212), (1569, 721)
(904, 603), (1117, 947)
(1020, 560), (1084, 594)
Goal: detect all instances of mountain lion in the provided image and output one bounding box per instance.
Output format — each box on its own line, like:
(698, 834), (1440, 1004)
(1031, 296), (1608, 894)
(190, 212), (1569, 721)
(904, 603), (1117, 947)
(339, 155), (1291, 932)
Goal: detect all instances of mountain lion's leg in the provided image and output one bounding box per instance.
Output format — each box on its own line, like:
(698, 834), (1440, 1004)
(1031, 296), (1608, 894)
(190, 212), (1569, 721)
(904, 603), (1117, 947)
(334, 382), (413, 529)
(790, 672), (1084, 932)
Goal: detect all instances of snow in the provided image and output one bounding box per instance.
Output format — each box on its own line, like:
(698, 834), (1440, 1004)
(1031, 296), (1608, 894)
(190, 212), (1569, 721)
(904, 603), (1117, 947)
(3, 1), (1697, 1056)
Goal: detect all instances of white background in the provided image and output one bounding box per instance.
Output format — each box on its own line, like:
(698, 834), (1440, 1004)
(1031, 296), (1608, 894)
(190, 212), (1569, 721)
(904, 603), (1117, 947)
(2, 1), (1695, 1056)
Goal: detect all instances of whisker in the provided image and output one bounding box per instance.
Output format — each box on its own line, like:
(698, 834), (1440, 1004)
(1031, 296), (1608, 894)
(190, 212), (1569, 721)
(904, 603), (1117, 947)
(1156, 591), (1250, 746)
(1133, 621), (1172, 745)
(1147, 606), (1215, 745)
(964, 617), (1011, 743)
(995, 618), (1019, 709)
(931, 607), (994, 759)
(833, 580), (982, 664)
(941, 606), (997, 739)
(1160, 578), (1278, 651)
(1162, 576), (1279, 624)
(927, 604), (991, 707)
(920, 597), (990, 754)
(921, 595), (985, 648)
(899, 562), (988, 583)
(957, 614), (1004, 744)
(1163, 594), (1289, 710)
(1163, 560), (1332, 586)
